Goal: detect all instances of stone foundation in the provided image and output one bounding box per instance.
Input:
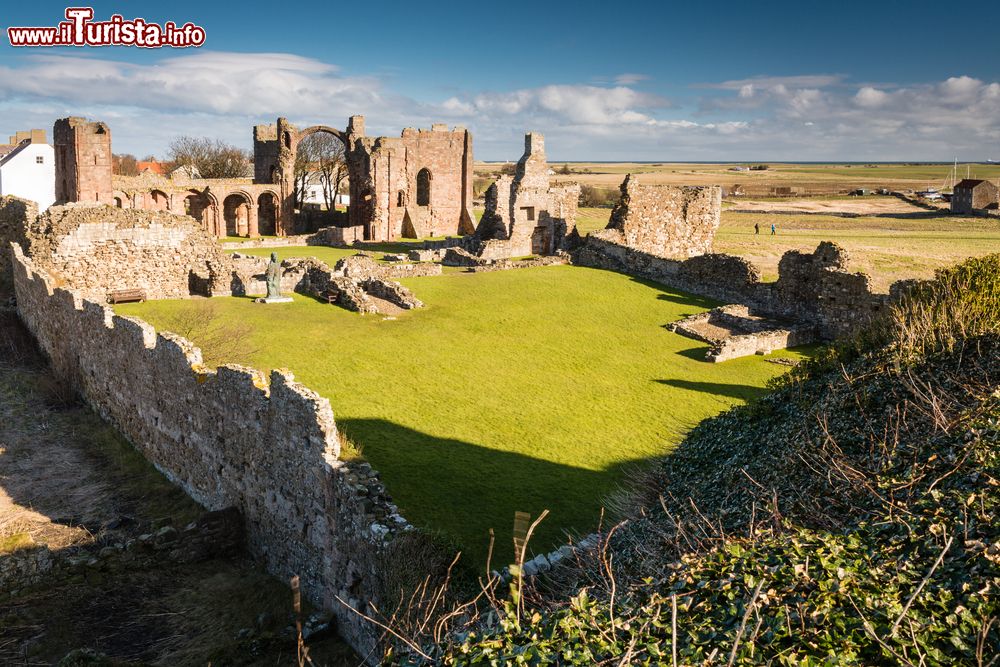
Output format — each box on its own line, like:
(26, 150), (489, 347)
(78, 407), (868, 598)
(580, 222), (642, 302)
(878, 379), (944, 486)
(668, 305), (818, 362)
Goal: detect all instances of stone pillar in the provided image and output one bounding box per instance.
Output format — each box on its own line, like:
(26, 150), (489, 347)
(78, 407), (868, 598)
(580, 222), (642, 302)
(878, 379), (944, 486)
(248, 203), (260, 238)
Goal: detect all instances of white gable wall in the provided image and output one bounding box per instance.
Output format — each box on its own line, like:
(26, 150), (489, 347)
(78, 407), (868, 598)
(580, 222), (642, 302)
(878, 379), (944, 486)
(0, 143), (56, 211)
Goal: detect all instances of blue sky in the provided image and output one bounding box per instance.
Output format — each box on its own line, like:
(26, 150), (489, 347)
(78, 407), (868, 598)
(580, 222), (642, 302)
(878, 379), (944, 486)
(1, 1), (998, 160)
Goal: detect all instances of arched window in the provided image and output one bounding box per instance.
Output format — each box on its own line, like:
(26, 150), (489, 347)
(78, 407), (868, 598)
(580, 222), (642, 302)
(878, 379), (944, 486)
(416, 168), (431, 207)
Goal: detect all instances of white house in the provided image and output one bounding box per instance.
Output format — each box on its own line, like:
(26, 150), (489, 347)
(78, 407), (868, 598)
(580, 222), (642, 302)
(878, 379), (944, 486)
(302, 171), (349, 207)
(0, 130), (55, 211)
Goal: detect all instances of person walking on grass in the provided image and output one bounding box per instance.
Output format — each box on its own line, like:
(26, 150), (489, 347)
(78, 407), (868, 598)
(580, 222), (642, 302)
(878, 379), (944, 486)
(754, 222), (760, 235)
(771, 223), (776, 235)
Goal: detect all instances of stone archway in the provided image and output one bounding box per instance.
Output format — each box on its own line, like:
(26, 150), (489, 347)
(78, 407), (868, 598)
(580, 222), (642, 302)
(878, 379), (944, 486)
(273, 119), (355, 237)
(149, 189), (170, 211)
(184, 190), (217, 234)
(223, 192), (253, 237)
(258, 191), (279, 236)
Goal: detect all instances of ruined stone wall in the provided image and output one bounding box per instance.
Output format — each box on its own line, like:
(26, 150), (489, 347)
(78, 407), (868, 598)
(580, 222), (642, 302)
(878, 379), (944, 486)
(349, 123), (475, 241)
(11, 244), (426, 658)
(53, 117), (113, 206)
(21, 204), (230, 301)
(0, 196), (37, 279)
(606, 176), (721, 259)
(574, 233), (891, 340)
(476, 133), (580, 257)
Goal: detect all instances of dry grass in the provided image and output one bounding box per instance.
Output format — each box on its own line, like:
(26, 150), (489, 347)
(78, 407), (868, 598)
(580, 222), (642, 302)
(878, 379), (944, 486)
(477, 161), (1000, 192)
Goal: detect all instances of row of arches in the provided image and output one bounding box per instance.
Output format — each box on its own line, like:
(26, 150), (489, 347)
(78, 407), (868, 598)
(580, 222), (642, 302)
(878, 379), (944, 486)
(113, 189), (280, 238)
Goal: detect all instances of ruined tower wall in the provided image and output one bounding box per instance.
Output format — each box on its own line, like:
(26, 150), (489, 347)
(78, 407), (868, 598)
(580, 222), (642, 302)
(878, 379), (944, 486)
(253, 123), (280, 185)
(606, 176), (721, 259)
(53, 117), (113, 206)
(11, 243), (425, 659)
(352, 124), (474, 241)
(476, 132), (579, 257)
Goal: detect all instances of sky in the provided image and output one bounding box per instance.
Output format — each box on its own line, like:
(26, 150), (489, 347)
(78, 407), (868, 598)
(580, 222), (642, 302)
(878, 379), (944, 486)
(0, 1), (998, 161)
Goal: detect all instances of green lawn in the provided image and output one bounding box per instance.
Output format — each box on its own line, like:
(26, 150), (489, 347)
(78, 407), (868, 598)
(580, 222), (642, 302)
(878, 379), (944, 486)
(118, 265), (810, 566)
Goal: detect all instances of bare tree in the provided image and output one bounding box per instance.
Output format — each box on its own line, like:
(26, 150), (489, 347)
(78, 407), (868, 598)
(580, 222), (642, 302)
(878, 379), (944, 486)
(167, 136), (252, 179)
(294, 133), (347, 210)
(113, 153), (139, 176)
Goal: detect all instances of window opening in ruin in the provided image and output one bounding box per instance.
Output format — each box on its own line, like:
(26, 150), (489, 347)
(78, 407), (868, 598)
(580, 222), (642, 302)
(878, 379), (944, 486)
(416, 168), (431, 206)
(397, 190), (405, 207)
(521, 206), (535, 221)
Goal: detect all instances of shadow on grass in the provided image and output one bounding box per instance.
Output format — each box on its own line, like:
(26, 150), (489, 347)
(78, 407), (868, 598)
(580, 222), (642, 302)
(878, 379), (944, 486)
(337, 417), (638, 568)
(655, 378), (769, 401)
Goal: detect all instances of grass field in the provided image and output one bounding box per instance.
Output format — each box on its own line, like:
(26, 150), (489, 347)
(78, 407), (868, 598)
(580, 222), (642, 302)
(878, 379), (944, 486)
(118, 265), (809, 566)
(477, 161), (1000, 193)
(573, 206), (1000, 289)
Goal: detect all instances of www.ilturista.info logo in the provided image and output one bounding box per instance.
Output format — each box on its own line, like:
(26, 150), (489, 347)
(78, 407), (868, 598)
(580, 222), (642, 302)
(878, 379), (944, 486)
(7, 7), (206, 48)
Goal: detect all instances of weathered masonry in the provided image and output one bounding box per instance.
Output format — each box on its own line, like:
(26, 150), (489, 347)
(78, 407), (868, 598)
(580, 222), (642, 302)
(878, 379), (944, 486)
(253, 116), (475, 241)
(53, 117), (114, 206)
(475, 132), (579, 258)
(57, 115), (476, 242)
(10, 242), (443, 661)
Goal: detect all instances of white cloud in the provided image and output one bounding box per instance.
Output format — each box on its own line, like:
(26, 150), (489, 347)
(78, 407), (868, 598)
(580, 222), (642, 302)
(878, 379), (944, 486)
(614, 73), (649, 85)
(854, 86), (890, 108)
(0, 51), (393, 117)
(0, 51), (997, 160)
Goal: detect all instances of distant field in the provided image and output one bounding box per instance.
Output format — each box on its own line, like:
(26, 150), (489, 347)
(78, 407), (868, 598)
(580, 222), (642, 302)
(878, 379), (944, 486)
(476, 161), (1000, 194)
(573, 206), (1000, 290)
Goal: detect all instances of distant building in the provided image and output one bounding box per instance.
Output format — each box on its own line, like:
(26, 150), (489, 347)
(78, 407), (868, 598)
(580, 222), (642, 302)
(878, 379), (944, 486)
(0, 129), (55, 211)
(951, 179), (999, 213)
(301, 171), (349, 207)
(136, 160), (166, 175)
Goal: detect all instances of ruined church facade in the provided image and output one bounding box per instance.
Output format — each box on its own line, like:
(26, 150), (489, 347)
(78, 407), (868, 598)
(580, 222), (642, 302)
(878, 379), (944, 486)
(54, 115), (476, 242)
(253, 116), (476, 241)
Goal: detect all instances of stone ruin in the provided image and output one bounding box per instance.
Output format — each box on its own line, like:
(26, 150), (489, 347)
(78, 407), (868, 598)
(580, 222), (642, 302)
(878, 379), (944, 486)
(667, 304), (818, 362)
(474, 132), (580, 258)
(255, 116), (476, 241)
(604, 175), (721, 259)
(229, 252), (437, 315)
(0, 196), (428, 314)
(14, 201), (229, 301)
(54, 117), (114, 206)
(57, 115), (476, 243)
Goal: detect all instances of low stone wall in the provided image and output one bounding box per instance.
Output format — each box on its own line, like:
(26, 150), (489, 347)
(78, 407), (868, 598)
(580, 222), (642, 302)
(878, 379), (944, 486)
(10, 244), (430, 658)
(575, 234), (893, 341)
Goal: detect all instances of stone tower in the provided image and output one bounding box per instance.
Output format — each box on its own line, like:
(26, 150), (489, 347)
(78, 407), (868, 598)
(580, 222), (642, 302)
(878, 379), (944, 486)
(53, 117), (113, 205)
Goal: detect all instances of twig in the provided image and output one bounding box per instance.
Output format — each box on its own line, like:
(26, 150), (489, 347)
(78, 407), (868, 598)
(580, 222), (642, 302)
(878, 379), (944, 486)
(671, 593), (678, 667)
(891, 535), (953, 636)
(727, 578), (766, 667)
(333, 595), (433, 661)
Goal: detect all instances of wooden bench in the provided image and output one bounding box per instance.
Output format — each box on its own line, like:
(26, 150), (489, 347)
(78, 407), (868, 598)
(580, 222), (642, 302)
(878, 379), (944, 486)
(321, 288), (341, 304)
(107, 288), (147, 304)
